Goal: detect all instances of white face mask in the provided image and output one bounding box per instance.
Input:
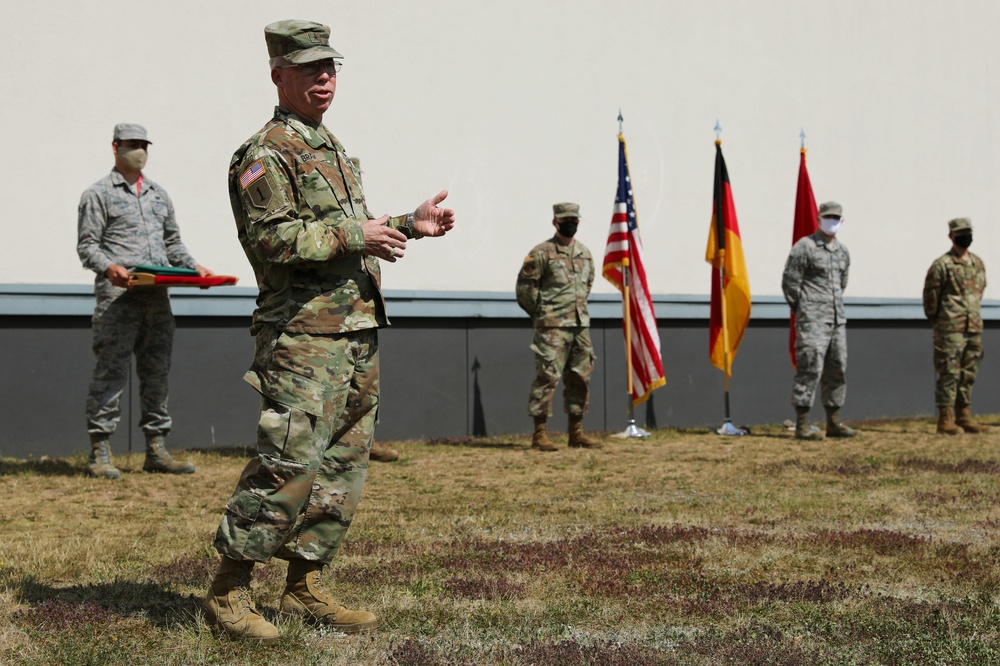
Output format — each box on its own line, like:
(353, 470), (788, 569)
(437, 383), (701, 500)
(819, 216), (843, 235)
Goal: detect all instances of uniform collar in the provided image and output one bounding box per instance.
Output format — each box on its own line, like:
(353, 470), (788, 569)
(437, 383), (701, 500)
(110, 167), (154, 194)
(550, 235), (579, 254)
(274, 106), (337, 150)
(812, 230), (839, 250)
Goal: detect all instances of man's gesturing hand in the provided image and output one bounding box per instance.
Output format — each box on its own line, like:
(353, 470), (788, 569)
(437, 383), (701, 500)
(412, 190), (456, 238)
(363, 215), (408, 262)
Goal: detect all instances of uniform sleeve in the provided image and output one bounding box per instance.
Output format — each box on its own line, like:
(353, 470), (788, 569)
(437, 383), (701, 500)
(233, 148), (367, 265)
(160, 191), (197, 269)
(781, 244), (805, 310)
(516, 251), (543, 318)
(77, 188), (114, 275)
(841, 246), (850, 290)
(923, 260), (943, 320)
(586, 252), (595, 294)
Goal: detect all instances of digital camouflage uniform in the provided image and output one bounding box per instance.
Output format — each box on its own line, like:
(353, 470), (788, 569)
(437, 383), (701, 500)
(215, 106), (420, 564)
(77, 169), (198, 437)
(782, 231), (850, 409)
(516, 237), (595, 417)
(923, 249), (986, 407)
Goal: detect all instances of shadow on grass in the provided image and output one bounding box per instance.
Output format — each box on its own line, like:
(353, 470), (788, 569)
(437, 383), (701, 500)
(423, 437), (524, 450)
(14, 578), (202, 630)
(0, 458), (84, 477)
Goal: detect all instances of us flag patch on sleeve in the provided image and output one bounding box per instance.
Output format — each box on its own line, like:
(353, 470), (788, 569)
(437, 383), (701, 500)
(240, 160), (266, 190)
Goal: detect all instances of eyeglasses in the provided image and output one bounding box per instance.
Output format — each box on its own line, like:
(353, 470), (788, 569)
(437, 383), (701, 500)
(290, 60), (342, 77)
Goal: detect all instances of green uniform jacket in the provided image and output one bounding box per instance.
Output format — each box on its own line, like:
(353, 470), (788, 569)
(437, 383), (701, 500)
(923, 249), (986, 333)
(229, 107), (417, 336)
(516, 237), (593, 328)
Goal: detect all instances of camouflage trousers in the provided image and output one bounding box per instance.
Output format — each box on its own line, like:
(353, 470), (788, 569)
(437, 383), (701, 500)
(933, 330), (983, 407)
(528, 326), (595, 418)
(85, 280), (174, 437)
(214, 327), (378, 564)
(792, 320), (847, 409)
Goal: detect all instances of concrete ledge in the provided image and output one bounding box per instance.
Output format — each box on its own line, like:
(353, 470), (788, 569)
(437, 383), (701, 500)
(1, 284), (996, 321)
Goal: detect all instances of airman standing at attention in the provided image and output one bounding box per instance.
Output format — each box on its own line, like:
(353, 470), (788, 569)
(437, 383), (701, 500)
(923, 217), (988, 435)
(516, 203), (602, 451)
(782, 200), (857, 440)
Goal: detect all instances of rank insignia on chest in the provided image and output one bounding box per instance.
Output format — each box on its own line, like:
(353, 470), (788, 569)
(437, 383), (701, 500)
(240, 160), (266, 190)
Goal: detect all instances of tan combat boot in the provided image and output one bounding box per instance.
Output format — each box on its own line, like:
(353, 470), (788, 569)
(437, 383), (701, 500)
(204, 557), (279, 642)
(567, 416), (603, 449)
(825, 407), (857, 438)
(280, 559), (376, 634)
(936, 406), (962, 435)
(87, 435), (121, 479)
(794, 406), (824, 441)
(531, 416), (558, 451)
(143, 435), (196, 474)
(955, 405), (988, 433)
(369, 441), (400, 463)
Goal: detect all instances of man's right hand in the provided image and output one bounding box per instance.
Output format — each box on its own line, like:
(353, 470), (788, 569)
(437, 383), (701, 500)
(363, 215), (408, 262)
(105, 264), (132, 288)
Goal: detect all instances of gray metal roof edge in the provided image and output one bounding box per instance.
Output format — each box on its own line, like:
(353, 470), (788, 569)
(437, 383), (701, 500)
(1, 284), (995, 321)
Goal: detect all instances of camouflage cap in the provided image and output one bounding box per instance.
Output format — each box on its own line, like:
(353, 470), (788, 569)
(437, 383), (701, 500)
(948, 217), (973, 233)
(818, 201), (843, 218)
(553, 202), (580, 219)
(265, 20), (343, 64)
(113, 123), (151, 144)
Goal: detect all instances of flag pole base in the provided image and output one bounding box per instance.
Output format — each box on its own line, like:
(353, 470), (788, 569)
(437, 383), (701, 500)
(716, 420), (748, 436)
(612, 419), (651, 439)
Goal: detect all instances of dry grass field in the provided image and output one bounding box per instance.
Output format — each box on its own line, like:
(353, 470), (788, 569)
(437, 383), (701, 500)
(2, 417), (1000, 665)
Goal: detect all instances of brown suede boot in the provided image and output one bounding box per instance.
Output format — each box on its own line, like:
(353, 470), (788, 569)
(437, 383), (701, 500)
(87, 435), (122, 479)
(280, 559), (376, 634)
(955, 405), (988, 433)
(825, 407), (857, 438)
(531, 416), (558, 451)
(143, 435), (196, 474)
(568, 416), (603, 449)
(204, 557), (279, 642)
(794, 406), (824, 440)
(936, 406), (962, 436)
(369, 441), (400, 463)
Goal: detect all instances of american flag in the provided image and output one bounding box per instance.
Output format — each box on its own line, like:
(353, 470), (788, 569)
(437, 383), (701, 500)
(240, 160), (265, 190)
(602, 132), (665, 406)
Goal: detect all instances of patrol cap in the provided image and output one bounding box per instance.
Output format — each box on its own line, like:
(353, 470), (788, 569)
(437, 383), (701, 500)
(553, 202), (580, 219)
(818, 201), (842, 218)
(265, 20), (343, 64)
(112, 123), (151, 144)
(948, 217), (973, 233)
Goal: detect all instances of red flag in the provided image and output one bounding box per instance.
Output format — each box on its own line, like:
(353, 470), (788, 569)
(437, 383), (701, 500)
(789, 148), (818, 367)
(705, 141), (751, 377)
(603, 133), (665, 405)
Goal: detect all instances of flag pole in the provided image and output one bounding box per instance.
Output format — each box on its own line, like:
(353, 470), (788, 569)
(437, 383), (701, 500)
(615, 112), (650, 439)
(713, 127), (746, 437)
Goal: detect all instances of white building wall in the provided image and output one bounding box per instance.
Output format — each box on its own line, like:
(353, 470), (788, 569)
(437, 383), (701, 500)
(2, 0), (998, 299)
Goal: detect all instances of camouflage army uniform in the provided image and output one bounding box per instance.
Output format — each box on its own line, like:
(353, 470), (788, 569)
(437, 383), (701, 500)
(782, 231), (850, 409)
(516, 237), (595, 417)
(215, 106), (419, 564)
(923, 249), (987, 407)
(77, 169), (198, 437)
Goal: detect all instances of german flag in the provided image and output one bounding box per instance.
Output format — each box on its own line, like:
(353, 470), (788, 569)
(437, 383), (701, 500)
(705, 140), (751, 377)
